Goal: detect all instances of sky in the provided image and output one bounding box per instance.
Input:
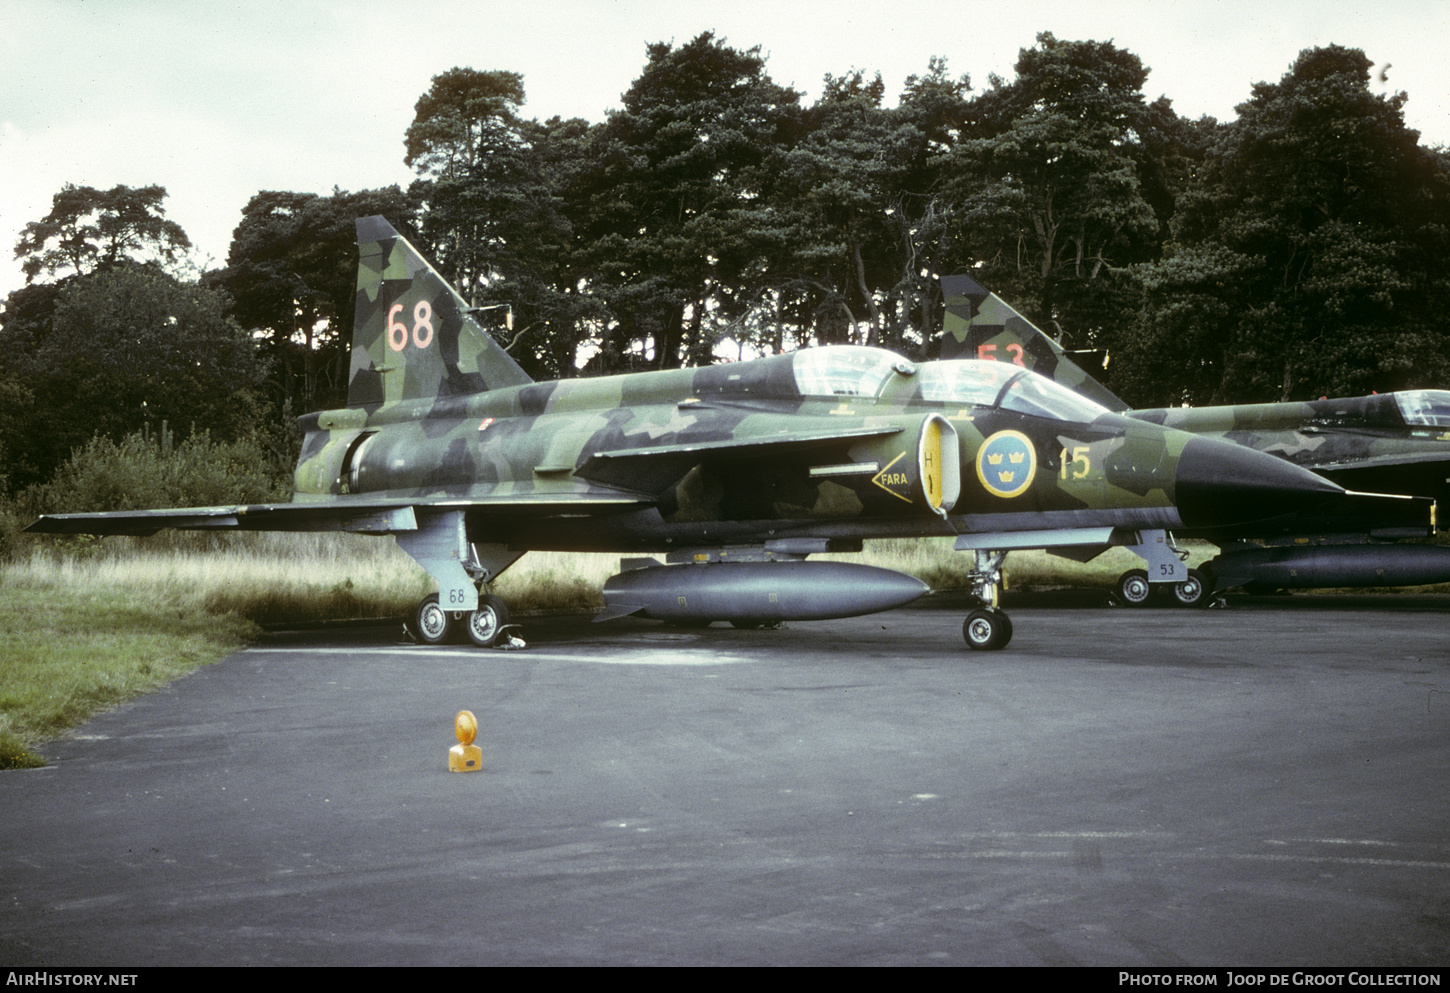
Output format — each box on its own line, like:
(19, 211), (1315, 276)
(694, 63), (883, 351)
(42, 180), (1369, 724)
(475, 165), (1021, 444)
(2, 0), (1447, 301)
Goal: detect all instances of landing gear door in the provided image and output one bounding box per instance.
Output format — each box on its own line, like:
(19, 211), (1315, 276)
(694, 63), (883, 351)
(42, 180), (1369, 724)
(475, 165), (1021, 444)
(394, 510), (479, 613)
(1130, 530), (1187, 583)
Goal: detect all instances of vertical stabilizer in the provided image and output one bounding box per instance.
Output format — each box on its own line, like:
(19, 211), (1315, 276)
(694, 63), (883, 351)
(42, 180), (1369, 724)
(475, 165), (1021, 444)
(348, 216), (532, 408)
(939, 274), (1129, 412)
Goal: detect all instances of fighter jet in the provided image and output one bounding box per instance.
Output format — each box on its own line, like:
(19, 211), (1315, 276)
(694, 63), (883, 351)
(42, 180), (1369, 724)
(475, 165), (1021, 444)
(940, 275), (1449, 604)
(26, 219), (1390, 650)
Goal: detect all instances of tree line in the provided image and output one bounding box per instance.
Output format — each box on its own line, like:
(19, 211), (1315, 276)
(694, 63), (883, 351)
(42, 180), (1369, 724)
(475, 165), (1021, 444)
(4, 30), (1449, 504)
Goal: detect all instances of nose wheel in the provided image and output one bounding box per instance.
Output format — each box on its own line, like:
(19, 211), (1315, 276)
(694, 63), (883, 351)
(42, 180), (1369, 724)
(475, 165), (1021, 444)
(963, 606), (1013, 651)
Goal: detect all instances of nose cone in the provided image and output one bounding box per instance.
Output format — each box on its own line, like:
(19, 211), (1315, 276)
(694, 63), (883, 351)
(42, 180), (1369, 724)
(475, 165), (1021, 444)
(1175, 435), (1344, 529)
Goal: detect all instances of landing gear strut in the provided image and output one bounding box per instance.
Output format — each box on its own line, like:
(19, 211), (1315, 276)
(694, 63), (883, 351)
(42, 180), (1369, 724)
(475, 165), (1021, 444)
(393, 513), (524, 648)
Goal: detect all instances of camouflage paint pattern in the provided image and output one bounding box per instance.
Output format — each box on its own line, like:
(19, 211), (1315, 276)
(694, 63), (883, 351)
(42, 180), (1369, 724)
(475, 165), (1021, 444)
(1128, 394), (1450, 510)
(933, 272), (1450, 514)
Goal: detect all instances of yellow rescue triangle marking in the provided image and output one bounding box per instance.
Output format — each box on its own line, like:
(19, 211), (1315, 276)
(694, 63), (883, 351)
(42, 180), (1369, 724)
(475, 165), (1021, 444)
(872, 452), (915, 503)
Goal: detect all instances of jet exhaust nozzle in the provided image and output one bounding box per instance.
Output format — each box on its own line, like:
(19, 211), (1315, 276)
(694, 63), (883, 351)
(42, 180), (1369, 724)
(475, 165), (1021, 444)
(599, 560), (930, 624)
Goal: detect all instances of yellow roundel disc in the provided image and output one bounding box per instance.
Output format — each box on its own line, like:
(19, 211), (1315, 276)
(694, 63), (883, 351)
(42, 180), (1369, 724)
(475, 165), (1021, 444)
(455, 709), (478, 746)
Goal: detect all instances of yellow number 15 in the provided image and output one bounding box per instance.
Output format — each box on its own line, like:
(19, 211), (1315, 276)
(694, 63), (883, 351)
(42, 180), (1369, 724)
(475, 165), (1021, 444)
(1060, 446), (1091, 480)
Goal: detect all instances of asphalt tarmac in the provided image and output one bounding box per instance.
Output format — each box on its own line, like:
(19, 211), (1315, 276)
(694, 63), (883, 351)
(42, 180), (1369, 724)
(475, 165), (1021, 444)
(3, 592), (1449, 967)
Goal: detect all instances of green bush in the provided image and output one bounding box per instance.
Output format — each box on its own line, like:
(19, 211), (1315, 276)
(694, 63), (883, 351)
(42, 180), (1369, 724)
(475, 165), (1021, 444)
(30, 425), (290, 516)
(0, 501), (23, 563)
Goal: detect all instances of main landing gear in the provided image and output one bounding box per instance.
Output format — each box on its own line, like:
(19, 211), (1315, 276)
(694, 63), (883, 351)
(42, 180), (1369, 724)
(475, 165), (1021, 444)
(409, 590), (513, 647)
(1113, 566), (1215, 607)
(1111, 532), (1216, 609)
(392, 513), (524, 649)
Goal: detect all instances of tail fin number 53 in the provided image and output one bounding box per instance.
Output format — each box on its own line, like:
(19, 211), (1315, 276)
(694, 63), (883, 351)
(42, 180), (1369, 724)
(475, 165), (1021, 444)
(388, 300), (435, 351)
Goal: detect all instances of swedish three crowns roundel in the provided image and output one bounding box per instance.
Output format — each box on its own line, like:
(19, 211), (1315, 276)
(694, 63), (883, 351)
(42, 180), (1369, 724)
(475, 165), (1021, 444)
(976, 430), (1036, 499)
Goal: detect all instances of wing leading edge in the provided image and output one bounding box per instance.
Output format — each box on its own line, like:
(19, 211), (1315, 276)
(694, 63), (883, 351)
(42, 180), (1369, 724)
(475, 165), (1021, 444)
(24, 494), (653, 538)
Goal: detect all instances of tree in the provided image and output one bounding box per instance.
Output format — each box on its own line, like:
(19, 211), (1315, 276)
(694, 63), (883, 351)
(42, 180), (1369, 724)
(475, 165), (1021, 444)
(576, 32), (803, 369)
(211, 187), (420, 412)
(471, 113), (610, 380)
(14, 183), (191, 282)
(404, 68), (536, 306)
(402, 69), (613, 379)
(0, 264), (265, 490)
(405, 68), (528, 179)
(946, 34), (1166, 353)
(1130, 45), (1450, 403)
(770, 71), (921, 349)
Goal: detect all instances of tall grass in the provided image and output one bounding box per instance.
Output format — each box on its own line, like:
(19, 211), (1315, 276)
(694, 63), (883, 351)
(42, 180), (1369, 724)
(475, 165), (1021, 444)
(5, 530), (1156, 631)
(0, 530), (1149, 768)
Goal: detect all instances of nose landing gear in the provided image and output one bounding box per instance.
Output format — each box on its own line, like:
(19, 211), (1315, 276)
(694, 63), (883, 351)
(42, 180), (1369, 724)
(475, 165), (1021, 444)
(962, 549), (1012, 651)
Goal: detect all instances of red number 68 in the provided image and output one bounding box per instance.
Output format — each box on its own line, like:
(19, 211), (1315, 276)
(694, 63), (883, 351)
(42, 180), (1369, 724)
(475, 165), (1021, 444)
(387, 300), (435, 351)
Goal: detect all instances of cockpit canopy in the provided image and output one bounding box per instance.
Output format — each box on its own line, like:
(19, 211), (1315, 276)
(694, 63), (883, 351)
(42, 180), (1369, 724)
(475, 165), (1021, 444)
(1395, 390), (1450, 428)
(791, 345), (910, 397)
(789, 346), (1111, 423)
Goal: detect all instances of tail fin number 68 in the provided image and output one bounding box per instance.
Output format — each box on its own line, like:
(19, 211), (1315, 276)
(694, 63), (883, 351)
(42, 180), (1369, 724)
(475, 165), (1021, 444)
(387, 300), (435, 351)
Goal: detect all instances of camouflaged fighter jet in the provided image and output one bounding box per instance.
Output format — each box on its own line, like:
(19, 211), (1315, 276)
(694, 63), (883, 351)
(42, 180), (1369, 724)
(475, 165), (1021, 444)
(940, 275), (1447, 604)
(26, 219), (1385, 650)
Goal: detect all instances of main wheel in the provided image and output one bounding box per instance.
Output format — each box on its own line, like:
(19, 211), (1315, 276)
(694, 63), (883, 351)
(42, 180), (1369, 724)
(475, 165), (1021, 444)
(1116, 569), (1153, 606)
(463, 594), (511, 648)
(410, 594), (457, 645)
(1168, 568), (1211, 607)
(963, 607), (1013, 651)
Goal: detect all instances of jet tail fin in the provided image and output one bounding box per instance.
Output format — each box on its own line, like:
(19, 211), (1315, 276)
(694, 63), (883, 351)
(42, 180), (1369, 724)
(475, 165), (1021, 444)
(939, 275), (1129, 412)
(347, 216), (532, 408)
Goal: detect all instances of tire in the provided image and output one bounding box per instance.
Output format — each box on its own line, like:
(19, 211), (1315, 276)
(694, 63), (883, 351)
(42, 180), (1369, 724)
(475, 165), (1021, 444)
(963, 607), (1013, 651)
(1169, 568), (1211, 607)
(463, 594), (511, 648)
(411, 594), (457, 645)
(1116, 569), (1153, 606)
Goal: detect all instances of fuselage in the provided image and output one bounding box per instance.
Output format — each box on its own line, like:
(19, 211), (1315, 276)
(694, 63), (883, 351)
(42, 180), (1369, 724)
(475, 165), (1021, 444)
(292, 346), (1345, 553)
(1128, 390), (1450, 509)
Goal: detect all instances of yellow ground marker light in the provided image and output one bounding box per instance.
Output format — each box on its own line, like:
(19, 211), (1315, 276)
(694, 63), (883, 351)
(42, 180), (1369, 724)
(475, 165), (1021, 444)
(449, 709), (482, 772)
